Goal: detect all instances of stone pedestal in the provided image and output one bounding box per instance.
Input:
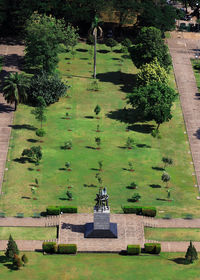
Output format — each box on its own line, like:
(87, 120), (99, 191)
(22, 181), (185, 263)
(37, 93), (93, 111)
(85, 207), (118, 238)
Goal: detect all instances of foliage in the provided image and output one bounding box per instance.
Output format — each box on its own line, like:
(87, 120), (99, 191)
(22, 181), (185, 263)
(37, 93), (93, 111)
(128, 161), (134, 170)
(122, 206), (156, 217)
(65, 23), (79, 51)
(126, 137), (134, 149)
(161, 172), (170, 187)
(57, 244), (77, 254)
(66, 191), (73, 200)
(28, 71), (68, 106)
(162, 157), (173, 168)
(121, 38), (132, 48)
(21, 254), (28, 265)
(5, 235), (19, 259)
(25, 13), (67, 73)
(129, 182), (137, 189)
(46, 206), (77, 215)
(127, 245), (141, 255)
(185, 241), (198, 263)
(22, 146), (42, 165)
(98, 160), (103, 170)
(151, 129), (161, 139)
(3, 72), (28, 110)
(31, 96), (47, 129)
(127, 82), (177, 129)
(94, 104), (101, 116)
(88, 80), (99, 91)
(130, 193), (141, 202)
(95, 137), (101, 147)
(105, 38), (118, 51)
(136, 58), (168, 87)
(142, 207), (157, 217)
(13, 254), (23, 269)
(144, 243), (161, 254)
(59, 206), (77, 213)
(62, 141), (72, 150)
(95, 173), (102, 185)
(36, 128), (46, 137)
(129, 27), (171, 71)
(42, 242), (57, 254)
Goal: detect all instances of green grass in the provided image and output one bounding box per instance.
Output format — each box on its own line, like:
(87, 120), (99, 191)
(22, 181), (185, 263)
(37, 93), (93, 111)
(191, 59), (200, 90)
(0, 252), (199, 280)
(0, 227), (56, 240)
(1, 42), (198, 217)
(145, 227), (200, 241)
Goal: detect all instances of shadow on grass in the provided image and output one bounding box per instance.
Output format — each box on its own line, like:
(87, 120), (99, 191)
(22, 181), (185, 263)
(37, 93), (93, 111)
(13, 157), (33, 164)
(97, 49), (110, 54)
(21, 196), (31, 199)
(27, 139), (38, 143)
(149, 184), (162, 188)
(90, 168), (100, 171)
(59, 198), (67, 201)
(85, 116), (94, 119)
(113, 49), (122, 54)
(76, 48), (88, 52)
(136, 144), (151, 148)
(9, 124), (36, 130)
(127, 124), (154, 134)
(112, 57), (121, 61)
(4, 263), (18, 271)
(170, 258), (189, 265)
(59, 168), (66, 171)
(28, 167), (34, 171)
(84, 184), (97, 188)
(118, 146), (127, 149)
(0, 256), (9, 263)
(80, 58), (88, 60)
(85, 146), (96, 150)
(152, 167), (164, 171)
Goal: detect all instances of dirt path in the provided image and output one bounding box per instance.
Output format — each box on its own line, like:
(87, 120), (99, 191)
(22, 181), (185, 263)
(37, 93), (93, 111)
(0, 41), (24, 193)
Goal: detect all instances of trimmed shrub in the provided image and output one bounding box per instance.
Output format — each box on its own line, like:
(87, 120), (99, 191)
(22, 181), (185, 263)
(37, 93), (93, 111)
(142, 207), (156, 217)
(144, 243), (161, 254)
(122, 206), (142, 215)
(127, 245), (141, 255)
(60, 206), (77, 213)
(36, 128), (46, 137)
(42, 242), (57, 253)
(58, 244), (77, 254)
(46, 206), (60, 215)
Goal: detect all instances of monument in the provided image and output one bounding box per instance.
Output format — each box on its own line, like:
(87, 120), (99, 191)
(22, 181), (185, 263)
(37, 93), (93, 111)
(84, 187), (118, 238)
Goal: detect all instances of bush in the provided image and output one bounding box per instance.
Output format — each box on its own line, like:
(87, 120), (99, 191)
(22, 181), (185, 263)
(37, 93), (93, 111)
(42, 242), (57, 253)
(28, 72), (69, 106)
(105, 38), (118, 51)
(57, 244), (77, 254)
(36, 128), (46, 137)
(122, 206), (142, 215)
(127, 245), (141, 255)
(46, 206), (60, 215)
(60, 206), (77, 213)
(144, 243), (161, 254)
(121, 38), (132, 48)
(142, 207), (156, 217)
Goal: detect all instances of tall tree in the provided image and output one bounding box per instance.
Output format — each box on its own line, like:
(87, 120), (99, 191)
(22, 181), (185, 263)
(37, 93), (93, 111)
(129, 27), (172, 71)
(185, 241), (198, 263)
(3, 72), (27, 110)
(31, 96), (47, 129)
(5, 235), (19, 259)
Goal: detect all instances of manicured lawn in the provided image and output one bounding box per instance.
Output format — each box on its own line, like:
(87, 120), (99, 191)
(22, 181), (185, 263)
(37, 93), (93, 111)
(0, 252), (199, 280)
(0, 227), (56, 240)
(1, 42), (198, 217)
(145, 227), (200, 241)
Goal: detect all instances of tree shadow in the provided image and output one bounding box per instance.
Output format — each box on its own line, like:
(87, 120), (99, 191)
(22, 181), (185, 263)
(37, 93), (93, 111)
(170, 258), (189, 265)
(21, 196), (31, 199)
(84, 116), (94, 119)
(59, 168), (66, 171)
(152, 167), (164, 171)
(28, 168), (34, 171)
(0, 256), (9, 263)
(90, 168), (100, 171)
(121, 54), (131, 59)
(127, 124), (155, 134)
(84, 184), (97, 188)
(13, 157), (32, 164)
(80, 58), (88, 60)
(85, 146), (96, 150)
(97, 50), (110, 54)
(0, 102), (14, 113)
(118, 146), (126, 149)
(149, 184), (162, 188)
(194, 128), (200, 139)
(59, 198), (67, 201)
(136, 144), (151, 148)
(76, 48), (88, 52)
(112, 57), (121, 60)
(4, 263), (18, 271)
(27, 139), (38, 143)
(9, 124), (36, 131)
(113, 49), (122, 53)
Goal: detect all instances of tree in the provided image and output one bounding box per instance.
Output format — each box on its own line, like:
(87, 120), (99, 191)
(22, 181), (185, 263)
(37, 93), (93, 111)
(98, 160), (103, 171)
(5, 235), (19, 259)
(3, 72), (28, 111)
(28, 71), (68, 106)
(95, 137), (101, 149)
(13, 254), (23, 269)
(136, 58), (168, 87)
(126, 137), (134, 149)
(95, 173), (102, 186)
(105, 38), (118, 51)
(21, 254), (28, 265)
(185, 241), (198, 263)
(31, 96), (47, 129)
(130, 193), (141, 202)
(22, 146), (42, 165)
(161, 172), (170, 188)
(121, 38), (132, 48)
(94, 104), (101, 116)
(65, 23), (79, 52)
(128, 161), (134, 171)
(129, 27), (171, 71)
(25, 13), (67, 73)
(127, 82), (177, 130)
(162, 157), (173, 169)
(65, 162), (71, 170)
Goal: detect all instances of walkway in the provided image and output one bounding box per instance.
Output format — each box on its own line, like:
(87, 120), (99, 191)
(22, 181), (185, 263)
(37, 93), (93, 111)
(0, 41), (24, 193)
(168, 32), (200, 191)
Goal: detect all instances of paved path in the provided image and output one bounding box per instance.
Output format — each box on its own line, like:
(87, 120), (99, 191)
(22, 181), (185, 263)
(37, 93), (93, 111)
(0, 41), (24, 193)
(168, 32), (200, 191)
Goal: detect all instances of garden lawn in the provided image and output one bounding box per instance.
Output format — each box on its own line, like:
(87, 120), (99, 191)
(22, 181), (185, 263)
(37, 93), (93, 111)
(1, 42), (198, 217)
(0, 227), (56, 240)
(145, 227), (200, 241)
(0, 252), (199, 280)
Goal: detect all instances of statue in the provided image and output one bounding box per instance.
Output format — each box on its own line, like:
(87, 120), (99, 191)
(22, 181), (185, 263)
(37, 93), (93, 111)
(95, 187), (109, 211)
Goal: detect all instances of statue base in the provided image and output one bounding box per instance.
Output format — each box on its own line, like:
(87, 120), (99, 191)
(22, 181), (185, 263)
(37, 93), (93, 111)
(84, 222), (118, 238)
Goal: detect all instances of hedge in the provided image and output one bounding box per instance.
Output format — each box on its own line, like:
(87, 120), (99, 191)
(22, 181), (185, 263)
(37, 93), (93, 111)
(127, 245), (141, 255)
(144, 243), (161, 254)
(46, 206), (77, 215)
(122, 206), (156, 217)
(58, 244), (77, 254)
(42, 242), (57, 253)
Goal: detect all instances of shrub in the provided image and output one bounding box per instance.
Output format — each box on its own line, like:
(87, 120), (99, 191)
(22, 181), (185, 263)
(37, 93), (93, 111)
(122, 206), (142, 215)
(21, 254), (28, 265)
(28, 72), (69, 106)
(59, 206), (77, 213)
(130, 193), (141, 202)
(36, 128), (46, 137)
(13, 254), (23, 269)
(57, 244), (77, 254)
(42, 242), (57, 253)
(46, 206), (60, 215)
(142, 207), (156, 217)
(144, 243), (161, 254)
(62, 141), (72, 150)
(66, 191), (73, 200)
(106, 38), (118, 51)
(121, 38), (132, 48)
(127, 245), (141, 255)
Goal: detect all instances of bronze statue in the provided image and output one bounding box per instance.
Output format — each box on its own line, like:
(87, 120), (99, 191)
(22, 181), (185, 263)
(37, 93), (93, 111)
(95, 187), (109, 211)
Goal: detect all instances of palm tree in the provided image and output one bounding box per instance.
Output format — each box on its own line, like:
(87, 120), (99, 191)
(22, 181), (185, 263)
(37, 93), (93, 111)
(90, 16), (103, 79)
(3, 72), (28, 111)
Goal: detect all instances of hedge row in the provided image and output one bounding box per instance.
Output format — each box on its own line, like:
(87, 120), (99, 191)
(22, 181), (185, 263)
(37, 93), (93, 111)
(122, 206), (156, 217)
(42, 242), (77, 254)
(46, 206), (77, 215)
(127, 243), (161, 255)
